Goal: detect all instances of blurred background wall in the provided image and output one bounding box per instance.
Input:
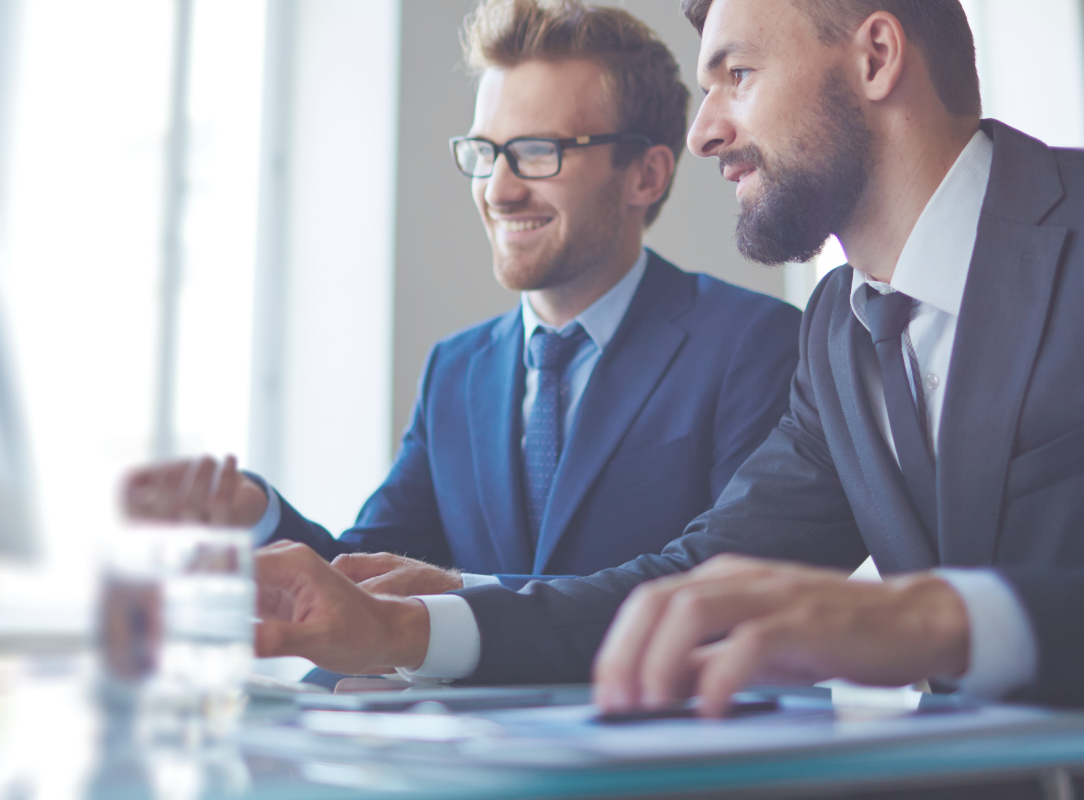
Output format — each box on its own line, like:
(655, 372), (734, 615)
(0, 0), (1081, 606)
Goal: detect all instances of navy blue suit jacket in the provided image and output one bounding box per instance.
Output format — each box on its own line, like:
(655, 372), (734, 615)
(269, 251), (800, 580)
(457, 122), (1084, 706)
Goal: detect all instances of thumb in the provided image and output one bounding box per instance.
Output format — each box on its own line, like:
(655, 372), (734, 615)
(331, 553), (398, 583)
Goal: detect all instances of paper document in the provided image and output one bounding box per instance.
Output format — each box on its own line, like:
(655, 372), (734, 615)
(237, 685), (1081, 769)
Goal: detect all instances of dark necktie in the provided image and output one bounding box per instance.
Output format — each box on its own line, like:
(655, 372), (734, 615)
(864, 286), (938, 539)
(523, 325), (587, 542)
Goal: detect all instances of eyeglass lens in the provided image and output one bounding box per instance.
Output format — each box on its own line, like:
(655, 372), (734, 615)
(454, 138), (560, 178)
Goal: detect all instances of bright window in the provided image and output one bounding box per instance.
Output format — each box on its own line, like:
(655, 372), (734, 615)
(0, 0), (264, 606)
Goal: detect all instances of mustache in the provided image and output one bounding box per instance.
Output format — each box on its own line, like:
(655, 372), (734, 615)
(717, 145), (767, 175)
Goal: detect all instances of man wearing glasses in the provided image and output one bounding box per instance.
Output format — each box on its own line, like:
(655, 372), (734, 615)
(125, 0), (799, 647)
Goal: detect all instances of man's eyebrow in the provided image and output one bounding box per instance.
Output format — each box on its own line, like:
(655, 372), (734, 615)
(701, 41), (763, 76)
(465, 130), (566, 140)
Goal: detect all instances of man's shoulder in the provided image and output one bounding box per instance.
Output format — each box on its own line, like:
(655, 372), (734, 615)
(1052, 145), (1084, 201)
(427, 306), (521, 365)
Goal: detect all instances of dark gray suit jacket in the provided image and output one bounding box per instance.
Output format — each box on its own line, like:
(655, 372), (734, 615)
(456, 120), (1084, 706)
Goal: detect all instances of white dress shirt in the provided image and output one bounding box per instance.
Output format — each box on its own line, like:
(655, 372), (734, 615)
(846, 130), (1037, 698)
(410, 130), (1040, 696)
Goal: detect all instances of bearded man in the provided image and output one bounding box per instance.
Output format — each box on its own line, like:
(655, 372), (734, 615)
(239, 0), (1084, 730)
(124, 0), (799, 651)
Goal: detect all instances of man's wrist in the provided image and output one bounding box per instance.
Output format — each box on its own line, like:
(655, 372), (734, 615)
(380, 596), (430, 671)
(888, 573), (970, 679)
(244, 474), (280, 543)
(934, 568), (1038, 698)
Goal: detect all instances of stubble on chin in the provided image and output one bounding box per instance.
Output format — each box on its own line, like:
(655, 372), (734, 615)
(491, 245), (570, 292)
(488, 169), (627, 293)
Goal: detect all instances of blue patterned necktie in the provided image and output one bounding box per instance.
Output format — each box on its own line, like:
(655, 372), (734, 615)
(864, 286), (937, 539)
(523, 324), (588, 543)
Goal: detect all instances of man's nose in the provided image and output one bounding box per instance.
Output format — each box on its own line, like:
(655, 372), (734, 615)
(687, 92), (737, 158)
(483, 151), (530, 206)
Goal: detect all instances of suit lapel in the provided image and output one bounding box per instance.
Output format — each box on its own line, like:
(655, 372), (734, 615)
(532, 255), (690, 574)
(466, 311), (534, 574)
(827, 282), (939, 572)
(938, 122), (1067, 565)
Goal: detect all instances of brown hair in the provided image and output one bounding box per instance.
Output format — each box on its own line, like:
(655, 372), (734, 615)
(681, 0), (981, 118)
(463, 0), (690, 225)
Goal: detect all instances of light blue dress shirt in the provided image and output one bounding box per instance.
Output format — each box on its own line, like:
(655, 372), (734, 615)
(519, 248), (648, 455)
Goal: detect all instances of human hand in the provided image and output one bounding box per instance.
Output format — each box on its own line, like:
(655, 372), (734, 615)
(331, 552), (464, 596)
(254, 541), (430, 674)
(123, 455), (269, 528)
(593, 555), (970, 717)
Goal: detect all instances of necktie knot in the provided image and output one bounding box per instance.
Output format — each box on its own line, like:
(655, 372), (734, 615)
(864, 286), (914, 345)
(528, 325), (587, 372)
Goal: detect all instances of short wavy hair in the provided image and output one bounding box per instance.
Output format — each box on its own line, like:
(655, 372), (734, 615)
(463, 0), (690, 225)
(681, 0), (980, 118)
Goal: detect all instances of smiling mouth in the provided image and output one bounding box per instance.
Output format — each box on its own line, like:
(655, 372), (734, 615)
(493, 217), (553, 232)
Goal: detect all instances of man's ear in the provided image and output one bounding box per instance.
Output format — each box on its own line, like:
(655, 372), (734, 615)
(853, 11), (907, 103)
(626, 144), (676, 211)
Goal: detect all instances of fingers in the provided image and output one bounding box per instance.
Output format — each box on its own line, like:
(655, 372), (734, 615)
(359, 570), (462, 597)
(608, 565), (969, 718)
(255, 540), (323, 591)
(176, 457), (217, 521)
(693, 624), (777, 717)
(252, 542), (429, 674)
(331, 553), (401, 583)
(255, 618), (315, 659)
(208, 455), (239, 526)
(637, 576), (791, 709)
(123, 456), (215, 522)
(594, 556), (862, 716)
(593, 573), (687, 711)
(337, 556), (464, 596)
(123, 454), (262, 527)
(593, 556), (772, 711)
(124, 461), (189, 519)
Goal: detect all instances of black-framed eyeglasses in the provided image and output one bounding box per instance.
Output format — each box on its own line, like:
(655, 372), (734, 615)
(449, 132), (653, 179)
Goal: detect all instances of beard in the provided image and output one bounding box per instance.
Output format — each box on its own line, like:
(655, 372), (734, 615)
(489, 170), (626, 292)
(726, 69), (874, 266)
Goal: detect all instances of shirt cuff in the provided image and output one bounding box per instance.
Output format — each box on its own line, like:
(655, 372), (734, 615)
(249, 485), (281, 546)
(460, 573), (500, 588)
(934, 568), (1038, 699)
(394, 594), (480, 683)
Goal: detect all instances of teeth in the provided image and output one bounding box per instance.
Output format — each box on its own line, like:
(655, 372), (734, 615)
(496, 218), (549, 232)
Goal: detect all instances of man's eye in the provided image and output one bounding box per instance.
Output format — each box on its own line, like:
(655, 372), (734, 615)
(731, 68), (752, 84)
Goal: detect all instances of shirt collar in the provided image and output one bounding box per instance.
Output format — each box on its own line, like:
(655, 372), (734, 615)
(850, 129), (993, 329)
(521, 247), (648, 353)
